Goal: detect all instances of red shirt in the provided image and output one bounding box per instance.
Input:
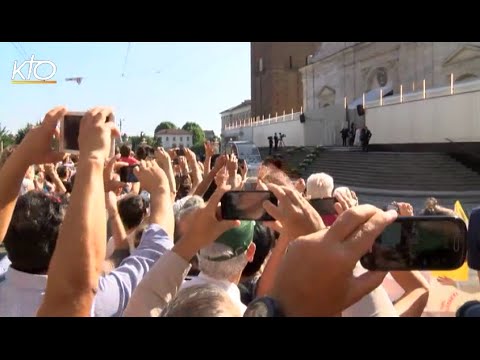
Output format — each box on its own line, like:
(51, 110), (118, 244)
(321, 214), (338, 227)
(120, 156), (138, 166)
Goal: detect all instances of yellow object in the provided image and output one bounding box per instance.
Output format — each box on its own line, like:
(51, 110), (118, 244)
(431, 201), (469, 281)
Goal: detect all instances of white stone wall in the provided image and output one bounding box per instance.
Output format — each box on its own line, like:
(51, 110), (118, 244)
(302, 42), (480, 112)
(158, 134), (192, 149)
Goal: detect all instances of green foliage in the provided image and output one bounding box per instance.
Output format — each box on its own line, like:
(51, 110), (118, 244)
(154, 122), (177, 135)
(0, 123), (15, 148)
(190, 142), (205, 158)
(182, 122), (205, 145)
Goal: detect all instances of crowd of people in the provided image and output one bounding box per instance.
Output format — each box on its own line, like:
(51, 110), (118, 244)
(0, 105), (478, 317)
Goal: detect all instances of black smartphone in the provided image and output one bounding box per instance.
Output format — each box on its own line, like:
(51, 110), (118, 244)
(360, 216), (467, 271)
(309, 197), (338, 215)
(120, 165), (139, 183)
(221, 191), (277, 221)
(176, 148), (185, 157)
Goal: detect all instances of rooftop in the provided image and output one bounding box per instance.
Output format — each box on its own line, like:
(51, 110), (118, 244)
(220, 100), (251, 114)
(155, 129), (192, 136)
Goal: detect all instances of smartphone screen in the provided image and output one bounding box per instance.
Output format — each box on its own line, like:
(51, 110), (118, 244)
(309, 197), (337, 215)
(62, 114), (83, 152)
(360, 216), (467, 271)
(221, 191), (277, 221)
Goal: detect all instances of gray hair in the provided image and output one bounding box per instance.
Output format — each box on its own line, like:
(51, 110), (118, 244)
(175, 195), (204, 221)
(198, 243), (248, 281)
(306, 172), (334, 199)
(161, 284), (242, 317)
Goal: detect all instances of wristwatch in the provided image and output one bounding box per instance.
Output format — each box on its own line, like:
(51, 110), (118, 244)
(243, 296), (285, 317)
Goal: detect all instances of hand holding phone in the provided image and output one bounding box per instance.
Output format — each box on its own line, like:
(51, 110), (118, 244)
(221, 191), (277, 221)
(309, 197), (337, 215)
(360, 216), (467, 271)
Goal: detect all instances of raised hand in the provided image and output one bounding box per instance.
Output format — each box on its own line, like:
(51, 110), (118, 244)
(133, 160), (169, 194)
(333, 186), (359, 215)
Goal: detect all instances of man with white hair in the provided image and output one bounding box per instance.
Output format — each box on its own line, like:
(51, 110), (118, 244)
(306, 172), (334, 200)
(179, 220), (256, 314)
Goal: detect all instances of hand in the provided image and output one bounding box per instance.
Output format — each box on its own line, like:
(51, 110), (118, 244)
(214, 167), (228, 187)
(155, 147), (171, 169)
(270, 205), (398, 317)
(263, 183), (324, 240)
(104, 156), (126, 193)
(397, 202), (414, 217)
(204, 141), (215, 157)
(178, 156), (188, 174)
(105, 191), (118, 216)
(333, 186), (358, 215)
(167, 148), (177, 160)
(133, 160), (169, 194)
(16, 106), (67, 166)
(184, 148), (197, 165)
(239, 160), (248, 179)
(213, 155), (227, 173)
(178, 183), (240, 257)
(78, 107), (120, 163)
(226, 154), (238, 176)
(294, 178), (306, 195)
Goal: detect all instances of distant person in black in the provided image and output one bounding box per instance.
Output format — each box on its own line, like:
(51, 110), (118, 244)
(268, 136), (273, 155)
(274, 133), (279, 151)
(349, 123), (356, 146)
(340, 127), (349, 147)
(360, 126), (372, 152)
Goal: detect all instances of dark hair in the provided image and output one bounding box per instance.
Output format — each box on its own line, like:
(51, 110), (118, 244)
(262, 157), (283, 170)
(57, 165), (68, 179)
(4, 192), (69, 274)
(62, 180), (73, 194)
(118, 195), (147, 230)
(136, 146), (154, 161)
(120, 144), (132, 158)
(242, 223), (277, 277)
(70, 173), (76, 191)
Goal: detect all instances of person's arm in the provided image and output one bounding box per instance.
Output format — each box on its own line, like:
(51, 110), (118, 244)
(123, 182), (240, 317)
(105, 191), (128, 254)
(0, 107), (66, 243)
(155, 147), (176, 202)
(226, 154), (239, 189)
(390, 271), (429, 317)
(45, 164), (67, 194)
(255, 235), (289, 297)
(203, 141), (215, 177)
(193, 155), (226, 197)
(185, 148), (202, 194)
(37, 107), (118, 317)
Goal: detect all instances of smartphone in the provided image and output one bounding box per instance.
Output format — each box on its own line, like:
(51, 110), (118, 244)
(176, 148), (185, 157)
(221, 191), (277, 221)
(120, 165), (139, 183)
(60, 111), (115, 156)
(360, 216), (467, 271)
(309, 197), (337, 215)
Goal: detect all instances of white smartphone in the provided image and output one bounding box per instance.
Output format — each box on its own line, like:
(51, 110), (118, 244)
(60, 111), (116, 156)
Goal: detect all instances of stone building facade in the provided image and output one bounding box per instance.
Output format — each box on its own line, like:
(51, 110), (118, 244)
(300, 42), (480, 111)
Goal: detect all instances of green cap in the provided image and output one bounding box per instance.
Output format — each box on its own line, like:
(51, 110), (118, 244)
(205, 220), (255, 262)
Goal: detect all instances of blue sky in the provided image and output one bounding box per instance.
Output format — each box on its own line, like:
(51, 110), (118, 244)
(0, 42), (251, 137)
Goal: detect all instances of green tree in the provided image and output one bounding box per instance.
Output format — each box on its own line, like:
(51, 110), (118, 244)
(0, 123), (15, 148)
(15, 123), (34, 144)
(182, 122), (205, 145)
(154, 122), (177, 135)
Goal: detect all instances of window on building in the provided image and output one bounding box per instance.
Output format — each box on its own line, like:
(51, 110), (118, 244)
(258, 58), (263, 73)
(187, 136), (190, 141)
(180, 136), (183, 141)
(173, 137), (176, 141)
(289, 56), (293, 69)
(166, 136), (169, 141)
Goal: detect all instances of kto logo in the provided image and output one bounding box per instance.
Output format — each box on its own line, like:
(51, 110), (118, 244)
(11, 55), (57, 84)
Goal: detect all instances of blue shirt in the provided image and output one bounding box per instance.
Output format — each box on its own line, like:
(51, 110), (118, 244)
(93, 224), (173, 317)
(467, 207), (480, 270)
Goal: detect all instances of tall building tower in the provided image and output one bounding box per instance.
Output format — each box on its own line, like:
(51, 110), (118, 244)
(251, 42), (321, 119)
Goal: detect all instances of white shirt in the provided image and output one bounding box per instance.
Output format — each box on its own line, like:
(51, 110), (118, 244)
(342, 262), (399, 317)
(0, 267), (48, 317)
(180, 272), (247, 315)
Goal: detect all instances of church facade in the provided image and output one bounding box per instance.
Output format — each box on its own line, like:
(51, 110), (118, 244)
(300, 42), (480, 111)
